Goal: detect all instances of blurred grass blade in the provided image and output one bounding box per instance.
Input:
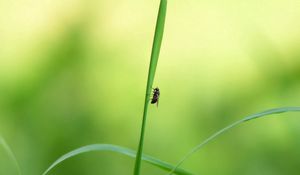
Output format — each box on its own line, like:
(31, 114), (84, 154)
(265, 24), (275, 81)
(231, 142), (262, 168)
(0, 135), (22, 175)
(134, 0), (167, 175)
(42, 144), (194, 175)
(168, 107), (300, 175)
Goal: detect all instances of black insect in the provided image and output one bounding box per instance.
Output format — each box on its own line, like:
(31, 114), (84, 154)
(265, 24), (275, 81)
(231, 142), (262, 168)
(151, 87), (160, 106)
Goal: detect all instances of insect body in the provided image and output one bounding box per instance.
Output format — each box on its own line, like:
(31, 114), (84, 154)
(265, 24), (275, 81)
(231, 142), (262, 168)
(151, 87), (160, 106)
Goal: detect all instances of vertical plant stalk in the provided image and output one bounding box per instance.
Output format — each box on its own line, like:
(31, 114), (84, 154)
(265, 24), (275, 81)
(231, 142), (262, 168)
(134, 0), (167, 175)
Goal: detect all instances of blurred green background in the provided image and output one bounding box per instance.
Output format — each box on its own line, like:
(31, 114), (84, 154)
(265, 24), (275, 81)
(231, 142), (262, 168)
(1, 0), (300, 174)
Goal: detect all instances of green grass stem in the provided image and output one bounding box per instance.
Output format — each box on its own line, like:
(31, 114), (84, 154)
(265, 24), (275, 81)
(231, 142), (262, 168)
(42, 144), (193, 175)
(168, 107), (300, 175)
(0, 135), (22, 175)
(133, 0), (167, 175)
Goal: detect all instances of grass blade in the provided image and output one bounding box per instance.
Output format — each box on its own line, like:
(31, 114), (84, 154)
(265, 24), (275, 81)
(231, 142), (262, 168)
(134, 0), (167, 175)
(0, 135), (22, 175)
(168, 107), (300, 175)
(42, 144), (194, 175)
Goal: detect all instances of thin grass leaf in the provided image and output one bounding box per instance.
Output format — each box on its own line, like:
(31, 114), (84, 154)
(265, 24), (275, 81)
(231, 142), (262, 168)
(134, 0), (167, 175)
(168, 107), (300, 175)
(42, 144), (194, 175)
(0, 135), (22, 175)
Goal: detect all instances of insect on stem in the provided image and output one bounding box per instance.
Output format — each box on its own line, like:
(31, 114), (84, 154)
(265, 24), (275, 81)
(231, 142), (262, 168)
(151, 87), (160, 107)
